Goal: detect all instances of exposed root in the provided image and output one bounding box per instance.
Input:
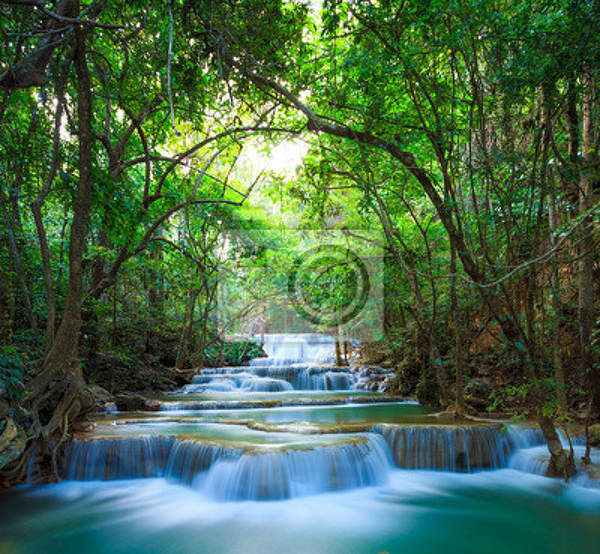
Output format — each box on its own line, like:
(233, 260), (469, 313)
(1, 366), (92, 487)
(538, 416), (576, 481)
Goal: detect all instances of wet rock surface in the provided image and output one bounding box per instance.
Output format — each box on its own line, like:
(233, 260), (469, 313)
(0, 417), (26, 471)
(114, 393), (160, 412)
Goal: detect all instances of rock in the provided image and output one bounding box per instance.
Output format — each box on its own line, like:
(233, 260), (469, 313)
(71, 421), (95, 433)
(115, 393), (160, 412)
(0, 417), (26, 470)
(465, 377), (492, 410)
(87, 384), (114, 409)
(588, 424), (600, 447)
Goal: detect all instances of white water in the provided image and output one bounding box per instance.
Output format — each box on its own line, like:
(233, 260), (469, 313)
(4, 470), (600, 554)
(177, 333), (368, 392)
(252, 333), (337, 366)
(61, 433), (391, 500)
(6, 333), (600, 552)
(58, 419), (600, 502)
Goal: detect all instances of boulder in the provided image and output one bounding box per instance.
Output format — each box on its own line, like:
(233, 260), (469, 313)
(465, 377), (492, 410)
(0, 417), (26, 470)
(115, 393), (160, 412)
(86, 384), (114, 409)
(588, 424), (600, 447)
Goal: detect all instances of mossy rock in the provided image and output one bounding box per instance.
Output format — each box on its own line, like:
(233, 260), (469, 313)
(0, 417), (26, 470)
(87, 384), (114, 407)
(465, 378), (492, 410)
(115, 393), (160, 412)
(589, 424), (600, 447)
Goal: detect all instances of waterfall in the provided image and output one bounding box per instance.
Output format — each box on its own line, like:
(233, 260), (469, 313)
(507, 430), (591, 479)
(202, 433), (391, 500)
(61, 438), (239, 482)
(172, 333), (366, 392)
(60, 434), (391, 500)
(373, 424), (547, 472)
(61, 424), (563, 491)
(56, 332), (600, 507)
(251, 333), (337, 366)
(180, 365), (357, 392)
(60, 421), (597, 501)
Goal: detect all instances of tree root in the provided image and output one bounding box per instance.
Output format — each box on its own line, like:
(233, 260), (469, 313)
(1, 366), (92, 487)
(538, 416), (577, 481)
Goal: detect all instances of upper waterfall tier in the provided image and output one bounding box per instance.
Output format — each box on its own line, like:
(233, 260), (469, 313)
(250, 333), (338, 366)
(175, 334), (396, 393)
(182, 365), (357, 393)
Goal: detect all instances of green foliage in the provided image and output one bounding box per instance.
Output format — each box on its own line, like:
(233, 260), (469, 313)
(0, 350), (26, 401)
(0, 0), (597, 420)
(488, 376), (571, 421)
(203, 339), (265, 367)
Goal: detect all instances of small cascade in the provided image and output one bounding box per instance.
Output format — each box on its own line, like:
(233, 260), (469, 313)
(61, 438), (239, 482)
(508, 446), (599, 476)
(202, 433), (391, 500)
(354, 366), (396, 392)
(373, 424), (546, 472)
(181, 365), (357, 392)
(507, 431), (593, 482)
(182, 372), (294, 393)
(250, 333), (336, 366)
(241, 377), (294, 392)
(175, 333), (365, 392)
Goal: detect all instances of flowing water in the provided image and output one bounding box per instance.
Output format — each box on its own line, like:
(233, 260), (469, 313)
(1, 333), (599, 553)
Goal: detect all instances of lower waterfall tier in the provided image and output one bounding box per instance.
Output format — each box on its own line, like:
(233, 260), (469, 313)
(203, 433), (391, 500)
(373, 424), (544, 471)
(59, 422), (567, 500)
(60, 433), (391, 500)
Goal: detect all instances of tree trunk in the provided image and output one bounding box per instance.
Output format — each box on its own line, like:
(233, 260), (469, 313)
(335, 325), (343, 366)
(0, 264), (13, 339)
(31, 203), (56, 352)
(0, 191), (37, 330)
(542, 85), (568, 415)
(26, 12), (94, 445)
(538, 416), (576, 480)
(175, 292), (198, 370)
(35, 20), (92, 375)
(549, 190), (567, 413)
(1, 5), (95, 484)
(579, 71), (598, 461)
(450, 244), (465, 415)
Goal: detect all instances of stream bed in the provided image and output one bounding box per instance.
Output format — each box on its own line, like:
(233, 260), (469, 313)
(1, 334), (599, 553)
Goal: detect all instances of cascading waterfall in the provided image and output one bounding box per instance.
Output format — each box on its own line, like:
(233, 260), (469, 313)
(507, 430), (588, 477)
(55, 332), (600, 511)
(374, 424), (548, 471)
(181, 364), (357, 393)
(60, 434), (391, 500)
(251, 333), (337, 366)
(203, 433), (391, 500)
(175, 333), (393, 393)
(59, 422), (577, 501)
(61, 438), (239, 482)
